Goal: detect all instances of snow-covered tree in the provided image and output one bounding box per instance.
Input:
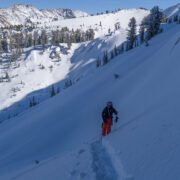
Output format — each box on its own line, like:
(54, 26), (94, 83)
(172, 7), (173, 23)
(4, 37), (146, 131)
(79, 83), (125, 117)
(33, 31), (39, 47)
(115, 22), (120, 31)
(28, 33), (33, 47)
(41, 30), (48, 51)
(5, 72), (10, 82)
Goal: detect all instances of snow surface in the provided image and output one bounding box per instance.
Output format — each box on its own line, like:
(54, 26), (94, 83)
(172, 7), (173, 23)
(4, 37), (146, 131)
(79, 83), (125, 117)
(0, 8), (148, 121)
(0, 21), (180, 180)
(39, 8), (149, 38)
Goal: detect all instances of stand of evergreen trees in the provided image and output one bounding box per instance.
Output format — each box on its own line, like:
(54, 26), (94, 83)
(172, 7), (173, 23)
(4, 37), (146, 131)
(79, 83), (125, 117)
(0, 26), (95, 58)
(96, 6), (174, 68)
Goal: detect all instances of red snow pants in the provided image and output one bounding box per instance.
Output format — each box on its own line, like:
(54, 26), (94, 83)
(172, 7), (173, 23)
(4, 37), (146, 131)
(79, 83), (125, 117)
(102, 118), (112, 136)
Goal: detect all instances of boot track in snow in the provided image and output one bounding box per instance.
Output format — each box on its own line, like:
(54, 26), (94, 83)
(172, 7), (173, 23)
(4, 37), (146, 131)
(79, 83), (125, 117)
(91, 140), (118, 180)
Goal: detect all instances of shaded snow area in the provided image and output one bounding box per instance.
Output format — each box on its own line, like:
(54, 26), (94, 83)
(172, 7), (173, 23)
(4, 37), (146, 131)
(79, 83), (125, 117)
(1, 10), (180, 180)
(10, 144), (95, 180)
(11, 141), (122, 180)
(0, 44), (78, 121)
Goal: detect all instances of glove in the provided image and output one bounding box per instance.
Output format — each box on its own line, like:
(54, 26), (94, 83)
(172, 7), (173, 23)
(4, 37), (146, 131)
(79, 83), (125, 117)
(115, 116), (119, 123)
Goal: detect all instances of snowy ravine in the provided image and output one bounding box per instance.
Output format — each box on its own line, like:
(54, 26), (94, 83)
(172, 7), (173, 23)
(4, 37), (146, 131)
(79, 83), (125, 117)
(0, 20), (180, 180)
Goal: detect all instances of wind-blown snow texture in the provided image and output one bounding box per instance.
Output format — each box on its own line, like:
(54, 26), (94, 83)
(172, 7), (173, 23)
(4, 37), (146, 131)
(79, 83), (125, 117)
(0, 6), (180, 180)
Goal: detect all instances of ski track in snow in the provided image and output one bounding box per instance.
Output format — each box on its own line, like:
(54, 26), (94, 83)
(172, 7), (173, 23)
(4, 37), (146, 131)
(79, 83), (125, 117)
(91, 140), (118, 180)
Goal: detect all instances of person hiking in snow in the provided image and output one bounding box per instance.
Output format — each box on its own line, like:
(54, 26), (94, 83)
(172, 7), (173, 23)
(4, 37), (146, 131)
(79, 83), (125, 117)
(102, 101), (118, 136)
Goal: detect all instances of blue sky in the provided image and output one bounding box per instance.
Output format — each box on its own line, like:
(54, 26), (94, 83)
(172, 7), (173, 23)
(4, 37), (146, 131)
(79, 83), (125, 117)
(0, 0), (179, 13)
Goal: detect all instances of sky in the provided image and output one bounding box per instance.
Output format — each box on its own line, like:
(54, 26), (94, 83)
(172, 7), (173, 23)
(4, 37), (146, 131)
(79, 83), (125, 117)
(0, 0), (179, 13)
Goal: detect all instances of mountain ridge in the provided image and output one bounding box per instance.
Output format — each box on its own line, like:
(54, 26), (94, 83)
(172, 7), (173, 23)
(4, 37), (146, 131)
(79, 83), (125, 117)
(163, 3), (180, 17)
(0, 4), (89, 27)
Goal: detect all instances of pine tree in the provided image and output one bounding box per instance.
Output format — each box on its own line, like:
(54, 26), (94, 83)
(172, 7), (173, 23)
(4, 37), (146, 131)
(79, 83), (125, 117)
(2, 39), (8, 52)
(126, 17), (137, 50)
(115, 22), (120, 30)
(67, 41), (72, 49)
(29, 99), (33, 107)
(0, 39), (3, 56)
(41, 30), (48, 51)
(32, 96), (37, 106)
(51, 30), (59, 45)
(145, 39), (149, 47)
(28, 34), (33, 47)
(126, 42), (129, 51)
(65, 79), (72, 88)
(114, 45), (118, 56)
(173, 15), (178, 22)
(51, 85), (56, 97)
(168, 17), (172, 23)
(111, 51), (114, 59)
(5, 72), (10, 82)
(139, 18), (146, 44)
(103, 51), (108, 65)
(57, 87), (60, 94)
(96, 56), (101, 68)
(33, 31), (39, 47)
(120, 43), (124, 53)
(145, 6), (162, 40)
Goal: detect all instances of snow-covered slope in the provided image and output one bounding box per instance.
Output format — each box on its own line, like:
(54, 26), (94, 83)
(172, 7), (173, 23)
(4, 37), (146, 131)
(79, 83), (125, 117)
(0, 8), (149, 121)
(0, 4), (88, 27)
(40, 8), (149, 38)
(164, 3), (180, 17)
(0, 22), (180, 180)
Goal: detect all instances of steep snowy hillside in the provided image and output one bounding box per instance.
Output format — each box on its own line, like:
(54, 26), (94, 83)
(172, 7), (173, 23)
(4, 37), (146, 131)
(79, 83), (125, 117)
(0, 8), (149, 122)
(40, 8), (149, 38)
(0, 4), (88, 27)
(0, 22), (180, 180)
(164, 3), (180, 17)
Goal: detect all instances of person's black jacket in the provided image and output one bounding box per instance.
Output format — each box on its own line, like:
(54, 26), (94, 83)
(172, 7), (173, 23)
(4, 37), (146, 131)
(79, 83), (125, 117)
(102, 106), (118, 123)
